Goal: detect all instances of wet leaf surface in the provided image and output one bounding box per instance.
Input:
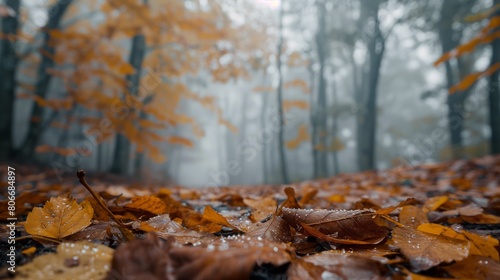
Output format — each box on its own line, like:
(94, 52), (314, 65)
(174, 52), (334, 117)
(2, 156), (500, 278)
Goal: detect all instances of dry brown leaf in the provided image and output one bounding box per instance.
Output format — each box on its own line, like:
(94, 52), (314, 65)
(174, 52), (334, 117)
(281, 208), (389, 244)
(399, 205), (429, 228)
(107, 233), (174, 280)
(278, 187), (302, 212)
(202, 205), (233, 228)
(417, 223), (499, 261)
(125, 195), (168, 215)
(243, 195), (277, 221)
(288, 252), (387, 280)
(443, 255), (500, 280)
(0, 191), (48, 219)
(25, 195), (94, 239)
(170, 236), (292, 280)
(246, 215), (292, 243)
(392, 226), (470, 271)
(17, 241), (113, 280)
(299, 187), (318, 205)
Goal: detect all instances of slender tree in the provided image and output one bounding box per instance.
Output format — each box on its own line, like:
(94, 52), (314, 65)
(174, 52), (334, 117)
(0, 0), (20, 161)
(18, 0), (74, 158)
(356, 0), (386, 171)
(438, 0), (477, 159)
(489, 0), (500, 154)
(111, 0), (148, 175)
(313, 0), (329, 177)
(276, 0), (289, 183)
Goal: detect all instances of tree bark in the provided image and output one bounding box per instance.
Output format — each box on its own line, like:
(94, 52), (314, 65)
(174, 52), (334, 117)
(489, 0), (500, 154)
(18, 0), (73, 158)
(0, 0), (20, 161)
(438, 0), (473, 159)
(276, 1), (289, 183)
(314, 0), (329, 177)
(111, 21), (147, 175)
(357, 0), (385, 171)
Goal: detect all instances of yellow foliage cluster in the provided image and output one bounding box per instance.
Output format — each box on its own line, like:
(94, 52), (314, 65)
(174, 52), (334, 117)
(28, 0), (271, 161)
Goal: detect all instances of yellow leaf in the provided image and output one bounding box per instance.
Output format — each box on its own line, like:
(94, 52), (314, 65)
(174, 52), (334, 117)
(423, 196), (448, 213)
(286, 124), (310, 149)
(25, 196), (94, 239)
(252, 86), (275, 93)
(167, 136), (194, 147)
(21, 247), (36, 256)
(118, 63), (135, 75)
(284, 79), (309, 94)
(283, 100), (309, 112)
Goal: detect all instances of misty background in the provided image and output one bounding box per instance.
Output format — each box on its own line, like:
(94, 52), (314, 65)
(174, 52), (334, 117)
(0, 0), (499, 187)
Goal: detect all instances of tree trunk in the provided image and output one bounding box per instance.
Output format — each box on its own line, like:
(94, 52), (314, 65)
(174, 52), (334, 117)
(276, 1), (289, 183)
(111, 21), (147, 175)
(357, 0), (385, 171)
(489, 0), (500, 154)
(18, 0), (73, 158)
(438, 0), (471, 159)
(0, 0), (20, 161)
(261, 72), (269, 183)
(331, 80), (340, 175)
(307, 56), (318, 178)
(314, 0), (328, 177)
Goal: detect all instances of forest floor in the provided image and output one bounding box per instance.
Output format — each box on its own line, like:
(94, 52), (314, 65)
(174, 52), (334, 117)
(1, 156), (500, 279)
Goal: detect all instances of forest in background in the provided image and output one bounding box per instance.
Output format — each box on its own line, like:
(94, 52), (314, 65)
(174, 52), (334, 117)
(0, 0), (499, 187)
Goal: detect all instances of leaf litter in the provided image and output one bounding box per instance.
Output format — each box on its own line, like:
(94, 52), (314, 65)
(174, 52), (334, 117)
(1, 156), (500, 279)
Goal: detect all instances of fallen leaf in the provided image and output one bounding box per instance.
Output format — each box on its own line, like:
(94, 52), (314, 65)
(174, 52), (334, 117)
(125, 195), (168, 215)
(399, 205), (429, 228)
(21, 247), (37, 256)
(247, 215), (292, 243)
(25, 195), (94, 239)
(423, 196), (448, 213)
(417, 223), (499, 261)
(288, 251), (387, 280)
(106, 233), (174, 280)
(392, 226), (470, 271)
(202, 205), (233, 228)
(17, 241), (113, 280)
(170, 236), (292, 280)
(444, 255), (500, 280)
(281, 208), (389, 244)
(243, 195), (277, 221)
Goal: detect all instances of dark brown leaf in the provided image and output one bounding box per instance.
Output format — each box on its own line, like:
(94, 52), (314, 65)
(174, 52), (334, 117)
(281, 208), (389, 244)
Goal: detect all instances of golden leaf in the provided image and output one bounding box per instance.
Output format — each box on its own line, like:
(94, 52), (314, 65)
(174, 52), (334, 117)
(25, 196), (94, 239)
(167, 136), (194, 147)
(283, 100), (309, 112)
(286, 124), (310, 149)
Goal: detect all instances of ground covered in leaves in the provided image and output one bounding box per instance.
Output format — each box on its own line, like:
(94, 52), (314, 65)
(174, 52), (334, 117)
(1, 156), (500, 279)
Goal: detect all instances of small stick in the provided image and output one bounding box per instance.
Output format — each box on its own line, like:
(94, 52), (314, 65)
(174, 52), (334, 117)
(77, 170), (135, 241)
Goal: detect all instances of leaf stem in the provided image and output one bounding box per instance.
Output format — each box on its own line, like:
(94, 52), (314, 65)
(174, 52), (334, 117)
(77, 170), (135, 241)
